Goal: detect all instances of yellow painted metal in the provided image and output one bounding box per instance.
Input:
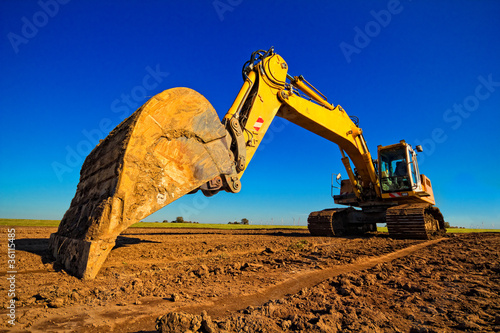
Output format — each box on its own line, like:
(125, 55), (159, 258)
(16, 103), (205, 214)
(223, 70), (257, 121)
(377, 142), (432, 205)
(228, 54), (289, 178)
(276, 90), (379, 195)
(341, 154), (361, 198)
(291, 77), (335, 110)
(381, 191), (435, 205)
(223, 51), (381, 197)
(362, 150), (382, 197)
(419, 174), (436, 205)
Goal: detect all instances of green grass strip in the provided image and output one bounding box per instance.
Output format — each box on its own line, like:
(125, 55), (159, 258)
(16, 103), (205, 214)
(0, 219), (307, 230)
(130, 222), (307, 230)
(1, 219), (498, 233)
(0, 219), (61, 227)
(445, 228), (500, 233)
(376, 226), (499, 233)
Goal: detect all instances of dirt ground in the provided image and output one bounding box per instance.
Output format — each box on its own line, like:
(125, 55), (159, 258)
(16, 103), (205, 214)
(1, 227), (499, 332)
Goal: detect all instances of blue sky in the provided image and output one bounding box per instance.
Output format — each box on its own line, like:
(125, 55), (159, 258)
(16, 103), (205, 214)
(1, 0), (499, 228)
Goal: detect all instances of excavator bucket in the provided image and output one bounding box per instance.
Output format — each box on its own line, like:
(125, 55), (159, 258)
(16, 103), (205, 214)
(49, 87), (235, 279)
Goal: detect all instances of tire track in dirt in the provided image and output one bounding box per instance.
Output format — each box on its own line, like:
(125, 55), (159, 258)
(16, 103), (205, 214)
(176, 238), (446, 317)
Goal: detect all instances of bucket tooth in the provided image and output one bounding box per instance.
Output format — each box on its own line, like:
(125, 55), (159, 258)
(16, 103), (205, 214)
(49, 87), (235, 279)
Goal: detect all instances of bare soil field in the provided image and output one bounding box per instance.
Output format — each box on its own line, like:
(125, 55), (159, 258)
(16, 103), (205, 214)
(1, 227), (499, 332)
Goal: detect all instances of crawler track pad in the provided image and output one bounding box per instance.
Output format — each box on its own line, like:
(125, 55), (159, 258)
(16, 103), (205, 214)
(49, 88), (234, 279)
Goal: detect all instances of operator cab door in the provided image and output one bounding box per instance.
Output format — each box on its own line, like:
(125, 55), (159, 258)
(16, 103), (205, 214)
(378, 142), (421, 194)
(407, 146), (422, 191)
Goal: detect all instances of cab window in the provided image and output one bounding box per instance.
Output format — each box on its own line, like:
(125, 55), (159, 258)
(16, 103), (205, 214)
(379, 148), (411, 193)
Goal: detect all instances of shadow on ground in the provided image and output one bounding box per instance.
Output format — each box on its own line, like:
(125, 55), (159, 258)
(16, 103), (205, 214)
(13, 235), (161, 267)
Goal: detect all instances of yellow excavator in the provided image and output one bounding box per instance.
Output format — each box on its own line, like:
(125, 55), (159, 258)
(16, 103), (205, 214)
(49, 48), (445, 279)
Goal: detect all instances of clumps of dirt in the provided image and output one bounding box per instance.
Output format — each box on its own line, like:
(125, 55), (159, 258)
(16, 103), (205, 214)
(156, 311), (217, 333)
(212, 280), (395, 332)
(156, 311), (282, 333)
(4, 227), (500, 332)
(155, 233), (500, 333)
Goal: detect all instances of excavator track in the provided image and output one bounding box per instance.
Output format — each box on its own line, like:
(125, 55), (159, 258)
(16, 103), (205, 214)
(308, 207), (376, 236)
(386, 203), (445, 239)
(308, 209), (339, 236)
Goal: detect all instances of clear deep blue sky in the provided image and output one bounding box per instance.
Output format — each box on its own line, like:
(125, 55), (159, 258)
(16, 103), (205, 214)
(1, 0), (499, 228)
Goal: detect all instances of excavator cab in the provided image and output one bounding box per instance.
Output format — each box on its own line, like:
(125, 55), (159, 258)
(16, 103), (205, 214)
(378, 140), (426, 197)
(379, 143), (412, 193)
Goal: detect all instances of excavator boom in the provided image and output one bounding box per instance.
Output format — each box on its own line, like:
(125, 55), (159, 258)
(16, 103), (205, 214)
(49, 48), (444, 279)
